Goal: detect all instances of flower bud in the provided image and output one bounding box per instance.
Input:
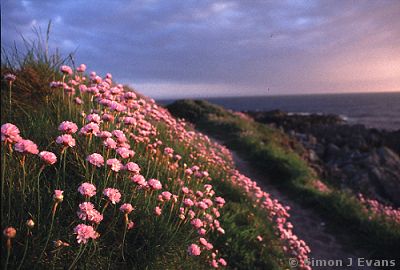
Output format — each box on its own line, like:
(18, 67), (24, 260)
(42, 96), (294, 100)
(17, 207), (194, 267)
(26, 219), (35, 229)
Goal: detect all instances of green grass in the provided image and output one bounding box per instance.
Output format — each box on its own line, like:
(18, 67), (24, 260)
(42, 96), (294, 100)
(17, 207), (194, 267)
(0, 34), (296, 269)
(167, 99), (400, 259)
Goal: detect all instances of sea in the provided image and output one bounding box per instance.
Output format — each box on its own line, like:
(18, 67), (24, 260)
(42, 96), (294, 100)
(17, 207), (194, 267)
(158, 92), (400, 131)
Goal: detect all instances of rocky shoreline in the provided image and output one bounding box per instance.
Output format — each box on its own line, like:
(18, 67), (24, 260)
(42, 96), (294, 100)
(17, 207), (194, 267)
(246, 110), (400, 207)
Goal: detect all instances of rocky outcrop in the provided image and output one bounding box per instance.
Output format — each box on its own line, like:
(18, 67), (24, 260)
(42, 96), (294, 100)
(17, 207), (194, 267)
(247, 110), (400, 206)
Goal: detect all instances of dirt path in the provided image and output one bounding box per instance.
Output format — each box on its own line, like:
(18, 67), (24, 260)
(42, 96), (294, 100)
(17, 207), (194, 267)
(226, 147), (376, 270)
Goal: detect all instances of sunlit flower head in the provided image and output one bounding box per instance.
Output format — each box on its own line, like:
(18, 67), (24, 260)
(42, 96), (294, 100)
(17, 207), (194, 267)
(14, 139), (39, 154)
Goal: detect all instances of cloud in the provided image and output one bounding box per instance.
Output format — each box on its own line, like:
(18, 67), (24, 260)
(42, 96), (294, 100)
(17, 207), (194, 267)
(2, 0), (400, 98)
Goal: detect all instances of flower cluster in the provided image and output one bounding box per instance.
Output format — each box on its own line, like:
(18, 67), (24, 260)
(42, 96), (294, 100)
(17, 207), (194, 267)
(358, 193), (400, 224)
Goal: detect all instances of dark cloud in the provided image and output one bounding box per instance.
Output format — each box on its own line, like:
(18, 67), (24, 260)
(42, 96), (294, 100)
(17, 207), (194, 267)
(2, 0), (400, 98)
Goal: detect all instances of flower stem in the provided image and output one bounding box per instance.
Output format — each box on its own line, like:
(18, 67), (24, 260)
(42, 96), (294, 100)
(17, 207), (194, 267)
(121, 215), (128, 261)
(4, 240), (11, 270)
(37, 166), (45, 227)
(16, 232), (30, 270)
(68, 244), (86, 270)
(8, 82), (12, 113)
(38, 202), (58, 263)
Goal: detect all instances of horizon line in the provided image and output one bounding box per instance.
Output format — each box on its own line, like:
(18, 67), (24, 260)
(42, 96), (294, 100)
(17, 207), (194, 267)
(154, 90), (400, 101)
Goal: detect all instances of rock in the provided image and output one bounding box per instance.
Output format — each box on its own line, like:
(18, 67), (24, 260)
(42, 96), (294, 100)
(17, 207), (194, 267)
(377, 147), (400, 166)
(325, 143), (341, 158)
(308, 150), (319, 162)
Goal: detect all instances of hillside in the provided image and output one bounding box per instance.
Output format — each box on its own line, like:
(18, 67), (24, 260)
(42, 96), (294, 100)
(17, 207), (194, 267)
(167, 99), (400, 261)
(1, 49), (310, 269)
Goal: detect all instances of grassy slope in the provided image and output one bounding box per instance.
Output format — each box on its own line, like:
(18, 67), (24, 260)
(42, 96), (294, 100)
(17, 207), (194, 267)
(0, 52), (294, 269)
(167, 99), (400, 259)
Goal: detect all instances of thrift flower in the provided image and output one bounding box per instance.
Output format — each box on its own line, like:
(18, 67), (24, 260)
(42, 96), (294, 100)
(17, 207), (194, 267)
(73, 224), (98, 244)
(60, 65), (73, 75)
(58, 121), (78, 134)
(124, 162), (140, 174)
(4, 73), (16, 82)
(53, 190), (64, 202)
(56, 134), (76, 147)
(78, 183), (97, 197)
(148, 179), (162, 190)
(154, 206), (162, 216)
(3, 227), (16, 238)
(107, 158), (123, 172)
(39, 151), (57, 165)
(15, 139), (39, 154)
(187, 244), (201, 256)
(1, 123), (21, 144)
(103, 188), (122, 204)
(120, 203), (134, 214)
(86, 153), (104, 167)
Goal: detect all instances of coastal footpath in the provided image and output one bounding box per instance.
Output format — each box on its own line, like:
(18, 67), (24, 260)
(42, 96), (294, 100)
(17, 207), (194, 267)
(167, 99), (400, 262)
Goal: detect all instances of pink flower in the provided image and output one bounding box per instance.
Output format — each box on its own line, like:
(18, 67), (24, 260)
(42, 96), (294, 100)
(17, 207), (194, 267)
(73, 224), (98, 244)
(217, 227), (225, 234)
(103, 138), (117, 149)
(56, 134), (76, 147)
(79, 123), (100, 136)
(256, 235), (263, 242)
(14, 139), (39, 154)
(112, 130), (127, 143)
(103, 188), (121, 204)
(199, 237), (208, 247)
(79, 84), (87, 92)
(58, 121), (78, 134)
(3, 227), (16, 238)
(218, 258), (227, 266)
(154, 206), (162, 216)
(77, 202), (103, 224)
(161, 191), (172, 201)
(127, 221), (135, 230)
(1, 123), (21, 144)
(101, 114), (114, 122)
(4, 73), (16, 82)
(107, 158), (123, 172)
(86, 153), (104, 167)
(76, 64), (87, 73)
(86, 113), (101, 124)
(124, 91), (137, 100)
(97, 131), (112, 138)
(53, 190), (64, 202)
(184, 198), (194, 207)
(211, 260), (218, 268)
(74, 97), (83, 105)
(164, 147), (174, 156)
(148, 179), (162, 190)
(214, 197), (225, 207)
(116, 147), (135, 159)
(187, 244), (201, 256)
(120, 203), (134, 214)
(191, 218), (204, 229)
(124, 162), (140, 174)
(197, 201), (208, 210)
(60, 65), (73, 75)
(39, 151), (57, 165)
(78, 183), (97, 197)
(131, 175), (146, 186)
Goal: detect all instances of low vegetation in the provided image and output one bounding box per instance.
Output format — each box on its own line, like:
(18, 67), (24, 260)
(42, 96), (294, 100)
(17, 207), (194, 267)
(1, 36), (311, 269)
(167, 99), (400, 259)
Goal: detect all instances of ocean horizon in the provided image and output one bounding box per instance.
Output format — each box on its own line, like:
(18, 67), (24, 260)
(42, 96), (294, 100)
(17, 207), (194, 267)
(158, 92), (400, 131)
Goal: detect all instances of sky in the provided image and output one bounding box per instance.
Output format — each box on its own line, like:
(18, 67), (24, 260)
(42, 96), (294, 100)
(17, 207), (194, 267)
(2, 0), (400, 99)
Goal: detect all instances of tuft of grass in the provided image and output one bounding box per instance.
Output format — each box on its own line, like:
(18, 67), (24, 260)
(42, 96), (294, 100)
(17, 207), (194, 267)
(1, 32), (298, 269)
